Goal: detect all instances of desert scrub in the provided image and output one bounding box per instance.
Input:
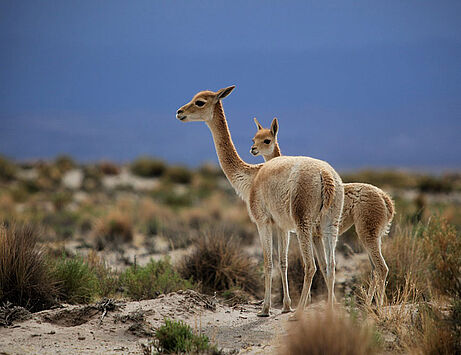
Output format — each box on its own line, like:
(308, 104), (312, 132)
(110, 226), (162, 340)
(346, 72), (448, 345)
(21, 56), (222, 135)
(81, 165), (103, 191)
(179, 231), (262, 295)
(120, 258), (194, 300)
(42, 210), (79, 240)
(154, 318), (218, 354)
(131, 156), (166, 178)
(94, 210), (133, 250)
(86, 250), (119, 298)
(164, 165), (193, 184)
(374, 222), (432, 301)
(97, 160), (120, 175)
(52, 255), (98, 304)
(0, 223), (57, 311)
(0, 155), (16, 181)
(54, 155), (76, 173)
(375, 217), (460, 302)
(422, 216), (461, 298)
(280, 311), (381, 355)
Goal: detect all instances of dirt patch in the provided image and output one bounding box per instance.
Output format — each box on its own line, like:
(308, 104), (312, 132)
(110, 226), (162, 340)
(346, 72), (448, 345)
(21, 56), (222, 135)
(42, 305), (100, 327)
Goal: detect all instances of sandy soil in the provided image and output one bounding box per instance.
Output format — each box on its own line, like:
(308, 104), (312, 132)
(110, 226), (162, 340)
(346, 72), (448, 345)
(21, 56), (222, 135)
(0, 289), (307, 354)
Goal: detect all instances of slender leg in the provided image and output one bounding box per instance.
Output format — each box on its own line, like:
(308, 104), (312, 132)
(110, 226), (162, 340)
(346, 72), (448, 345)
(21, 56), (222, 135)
(312, 235), (328, 286)
(362, 234), (388, 307)
(278, 230), (292, 313)
(321, 222), (339, 309)
(292, 223), (316, 320)
(256, 223), (273, 317)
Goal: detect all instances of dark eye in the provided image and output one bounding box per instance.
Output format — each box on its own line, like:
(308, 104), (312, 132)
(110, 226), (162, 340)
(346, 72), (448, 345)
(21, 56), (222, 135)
(264, 139), (271, 144)
(195, 100), (205, 107)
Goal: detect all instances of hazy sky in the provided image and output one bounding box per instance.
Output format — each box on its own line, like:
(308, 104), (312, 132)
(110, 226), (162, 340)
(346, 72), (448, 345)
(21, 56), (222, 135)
(1, 1), (460, 170)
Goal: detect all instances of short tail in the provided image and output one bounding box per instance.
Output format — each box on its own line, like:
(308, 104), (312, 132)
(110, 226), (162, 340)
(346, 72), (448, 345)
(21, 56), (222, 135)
(381, 192), (395, 220)
(381, 191), (395, 236)
(320, 169), (336, 214)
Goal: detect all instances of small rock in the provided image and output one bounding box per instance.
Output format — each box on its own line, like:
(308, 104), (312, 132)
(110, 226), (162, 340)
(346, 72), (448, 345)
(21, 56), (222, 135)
(48, 331), (56, 334)
(31, 333), (41, 338)
(78, 336), (85, 340)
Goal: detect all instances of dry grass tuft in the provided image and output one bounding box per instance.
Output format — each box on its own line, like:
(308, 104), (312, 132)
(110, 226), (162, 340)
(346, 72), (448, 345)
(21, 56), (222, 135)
(421, 216), (461, 298)
(179, 231), (262, 296)
(0, 223), (57, 311)
(280, 310), (380, 355)
(94, 210), (133, 249)
(98, 161), (120, 175)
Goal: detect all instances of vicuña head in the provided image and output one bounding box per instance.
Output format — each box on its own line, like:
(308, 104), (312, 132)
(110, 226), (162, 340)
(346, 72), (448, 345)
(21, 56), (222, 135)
(176, 86), (235, 122)
(250, 117), (279, 160)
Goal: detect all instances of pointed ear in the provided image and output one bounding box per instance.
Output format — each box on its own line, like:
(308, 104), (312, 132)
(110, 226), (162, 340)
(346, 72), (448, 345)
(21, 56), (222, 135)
(270, 117), (279, 137)
(254, 117), (263, 131)
(216, 85), (236, 100)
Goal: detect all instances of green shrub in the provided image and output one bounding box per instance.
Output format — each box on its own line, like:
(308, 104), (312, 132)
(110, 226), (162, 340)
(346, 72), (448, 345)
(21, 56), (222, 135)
(165, 165), (192, 184)
(154, 318), (217, 354)
(86, 251), (119, 298)
(0, 155), (16, 181)
(179, 231), (262, 295)
(53, 256), (98, 304)
(120, 258), (194, 300)
(0, 223), (57, 311)
(131, 157), (166, 178)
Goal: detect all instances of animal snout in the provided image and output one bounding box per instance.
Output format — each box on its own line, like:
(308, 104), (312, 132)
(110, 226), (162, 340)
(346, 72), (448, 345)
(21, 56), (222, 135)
(177, 109), (184, 115)
(251, 146), (259, 155)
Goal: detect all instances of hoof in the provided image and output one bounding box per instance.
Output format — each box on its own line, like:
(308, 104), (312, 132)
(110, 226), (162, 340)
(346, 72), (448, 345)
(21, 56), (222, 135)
(257, 310), (270, 317)
(281, 307), (294, 314)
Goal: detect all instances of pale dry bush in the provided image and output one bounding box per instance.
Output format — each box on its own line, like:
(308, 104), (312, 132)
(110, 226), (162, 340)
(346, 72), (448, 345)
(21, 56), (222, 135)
(93, 209), (134, 249)
(280, 310), (380, 355)
(179, 230), (262, 296)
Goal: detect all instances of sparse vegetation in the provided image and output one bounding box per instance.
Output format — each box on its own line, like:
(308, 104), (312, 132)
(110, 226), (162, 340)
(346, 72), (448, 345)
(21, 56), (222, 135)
(0, 157), (460, 353)
(0, 223), (57, 311)
(0, 155), (16, 181)
(97, 160), (120, 175)
(154, 318), (219, 354)
(131, 156), (166, 178)
(52, 255), (98, 304)
(120, 258), (194, 300)
(165, 165), (193, 184)
(280, 311), (380, 355)
(179, 231), (262, 295)
(94, 210), (133, 249)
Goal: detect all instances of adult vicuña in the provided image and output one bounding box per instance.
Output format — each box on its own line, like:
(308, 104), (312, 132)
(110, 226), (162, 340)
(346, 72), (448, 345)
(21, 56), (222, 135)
(176, 86), (344, 317)
(251, 117), (395, 306)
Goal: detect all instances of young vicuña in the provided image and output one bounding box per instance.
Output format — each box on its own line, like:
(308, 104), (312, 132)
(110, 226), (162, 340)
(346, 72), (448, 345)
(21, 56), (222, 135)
(251, 117), (395, 306)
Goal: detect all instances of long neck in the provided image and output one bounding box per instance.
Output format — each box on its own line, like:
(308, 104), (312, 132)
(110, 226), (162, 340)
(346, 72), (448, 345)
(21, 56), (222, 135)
(263, 142), (282, 162)
(207, 101), (260, 200)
